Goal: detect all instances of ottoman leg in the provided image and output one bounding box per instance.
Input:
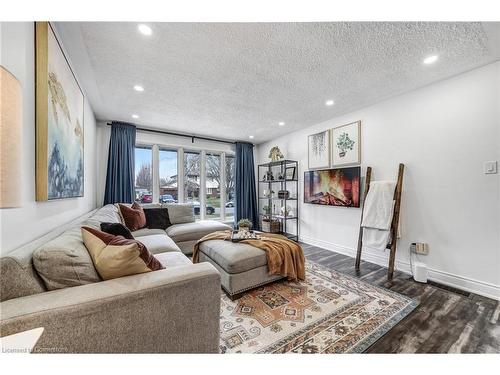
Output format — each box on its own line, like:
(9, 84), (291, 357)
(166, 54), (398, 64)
(229, 291), (245, 301)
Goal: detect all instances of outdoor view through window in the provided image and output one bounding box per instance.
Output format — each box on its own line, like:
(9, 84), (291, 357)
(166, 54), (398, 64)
(134, 146), (153, 204)
(135, 146), (235, 222)
(159, 149), (178, 203)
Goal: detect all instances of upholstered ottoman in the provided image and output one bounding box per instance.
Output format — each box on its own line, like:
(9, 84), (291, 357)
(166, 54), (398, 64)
(198, 240), (283, 299)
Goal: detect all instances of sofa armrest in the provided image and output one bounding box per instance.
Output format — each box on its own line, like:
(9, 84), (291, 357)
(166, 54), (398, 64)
(0, 263), (221, 353)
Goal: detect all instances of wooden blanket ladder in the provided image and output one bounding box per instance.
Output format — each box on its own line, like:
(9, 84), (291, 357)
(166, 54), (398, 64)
(355, 163), (405, 281)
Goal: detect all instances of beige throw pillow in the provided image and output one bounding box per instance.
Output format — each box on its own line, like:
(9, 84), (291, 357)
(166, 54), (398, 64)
(81, 226), (164, 280)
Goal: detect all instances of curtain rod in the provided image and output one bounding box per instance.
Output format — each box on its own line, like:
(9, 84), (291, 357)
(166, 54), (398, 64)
(106, 122), (236, 145)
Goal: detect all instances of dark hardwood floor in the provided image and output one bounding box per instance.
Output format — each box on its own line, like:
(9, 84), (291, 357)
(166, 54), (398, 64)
(302, 243), (500, 353)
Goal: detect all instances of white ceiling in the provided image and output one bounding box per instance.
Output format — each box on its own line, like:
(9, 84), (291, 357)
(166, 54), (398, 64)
(55, 22), (500, 144)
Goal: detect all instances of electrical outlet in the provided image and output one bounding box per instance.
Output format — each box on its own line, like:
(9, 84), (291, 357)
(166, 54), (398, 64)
(484, 161), (497, 174)
(411, 242), (429, 255)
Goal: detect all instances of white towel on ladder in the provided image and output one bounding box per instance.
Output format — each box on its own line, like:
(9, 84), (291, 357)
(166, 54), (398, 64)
(361, 181), (396, 250)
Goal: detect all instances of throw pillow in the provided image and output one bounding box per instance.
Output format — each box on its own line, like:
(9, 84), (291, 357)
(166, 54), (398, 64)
(118, 202), (147, 231)
(33, 226), (101, 290)
(144, 207), (171, 229)
(100, 222), (134, 239)
(81, 226), (164, 280)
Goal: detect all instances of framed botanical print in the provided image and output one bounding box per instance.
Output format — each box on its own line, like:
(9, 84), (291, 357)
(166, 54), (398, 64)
(308, 129), (330, 169)
(332, 121), (361, 166)
(35, 22), (85, 201)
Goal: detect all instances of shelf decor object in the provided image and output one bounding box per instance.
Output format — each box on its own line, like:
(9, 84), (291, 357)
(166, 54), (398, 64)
(0, 66), (22, 208)
(258, 159), (299, 241)
(35, 22), (85, 201)
(268, 146), (284, 162)
(332, 121), (361, 166)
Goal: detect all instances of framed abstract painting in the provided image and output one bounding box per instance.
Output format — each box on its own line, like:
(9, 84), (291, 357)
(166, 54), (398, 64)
(35, 22), (84, 201)
(331, 121), (361, 166)
(308, 129), (330, 169)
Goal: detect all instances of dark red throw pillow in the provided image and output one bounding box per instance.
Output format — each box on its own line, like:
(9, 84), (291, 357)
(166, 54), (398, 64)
(118, 202), (147, 231)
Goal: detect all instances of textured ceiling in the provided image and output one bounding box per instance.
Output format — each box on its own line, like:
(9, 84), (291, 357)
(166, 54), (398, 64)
(56, 22), (500, 144)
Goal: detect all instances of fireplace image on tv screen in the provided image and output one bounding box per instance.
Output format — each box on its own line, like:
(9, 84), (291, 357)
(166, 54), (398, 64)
(304, 167), (360, 207)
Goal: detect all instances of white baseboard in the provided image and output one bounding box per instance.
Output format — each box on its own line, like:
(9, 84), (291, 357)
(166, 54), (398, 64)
(300, 235), (500, 301)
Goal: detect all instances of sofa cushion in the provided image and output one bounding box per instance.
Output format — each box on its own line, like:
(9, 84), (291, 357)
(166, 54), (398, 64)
(91, 204), (122, 224)
(199, 240), (267, 274)
(118, 202), (146, 231)
(0, 247), (47, 302)
(100, 222), (134, 239)
(132, 228), (167, 237)
(144, 207), (171, 229)
(166, 220), (231, 243)
(164, 203), (195, 224)
(155, 251), (192, 268)
(136, 234), (181, 254)
(32, 226), (102, 291)
(175, 240), (198, 255)
(81, 226), (164, 280)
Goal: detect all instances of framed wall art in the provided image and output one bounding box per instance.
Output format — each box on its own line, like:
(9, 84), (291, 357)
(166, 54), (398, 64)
(331, 121), (360, 166)
(35, 22), (85, 201)
(304, 167), (361, 207)
(308, 129), (330, 169)
(285, 166), (296, 180)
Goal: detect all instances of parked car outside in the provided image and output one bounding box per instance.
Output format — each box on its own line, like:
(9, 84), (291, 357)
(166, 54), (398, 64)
(191, 201), (215, 215)
(141, 194), (153, 203)
(225, 201), (234, 208)
(161, 194), (176, 203)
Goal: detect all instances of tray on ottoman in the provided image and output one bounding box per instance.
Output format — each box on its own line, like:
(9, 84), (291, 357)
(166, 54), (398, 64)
(198, 239), (283, 300)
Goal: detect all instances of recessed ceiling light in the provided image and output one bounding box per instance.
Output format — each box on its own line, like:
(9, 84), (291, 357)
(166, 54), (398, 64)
(132, 114), (139, 119)
(423, 55), (438, 65)
(133, 85), (144, 92)
(138, 24), (152, 36)
(326, 100), (335, 106)
(249, 135), (254, 139)
(278, 122), (285, 127)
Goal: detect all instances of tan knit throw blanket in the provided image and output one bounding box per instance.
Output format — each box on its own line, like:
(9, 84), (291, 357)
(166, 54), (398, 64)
(193, 230), (305, 281)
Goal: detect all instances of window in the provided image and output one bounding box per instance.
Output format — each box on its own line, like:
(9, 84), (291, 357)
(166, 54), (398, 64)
(206, 153), (221, 220)
(225, 155), (235, 220)
(134, 142), (235, 222)
(134, 146), (152, 204)
(159, 149), (178, 203)
(184, 151), (201, 219)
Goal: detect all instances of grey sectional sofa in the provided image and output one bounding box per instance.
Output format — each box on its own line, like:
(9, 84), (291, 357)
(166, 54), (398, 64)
(0, 203), (231, 353)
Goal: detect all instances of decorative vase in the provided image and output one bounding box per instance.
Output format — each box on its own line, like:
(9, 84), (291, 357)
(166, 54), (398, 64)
(339, 151), (346, 157)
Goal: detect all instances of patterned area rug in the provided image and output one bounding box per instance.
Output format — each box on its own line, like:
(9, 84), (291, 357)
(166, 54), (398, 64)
(220, 261), (418, 353)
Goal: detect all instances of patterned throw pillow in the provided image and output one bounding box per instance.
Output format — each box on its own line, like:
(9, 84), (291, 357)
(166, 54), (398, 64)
(81, 226), (164, 280)
(118, 202), (147, 231)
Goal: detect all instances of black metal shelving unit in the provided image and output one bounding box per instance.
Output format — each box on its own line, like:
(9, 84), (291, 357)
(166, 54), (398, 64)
(257, 159), (299, 241)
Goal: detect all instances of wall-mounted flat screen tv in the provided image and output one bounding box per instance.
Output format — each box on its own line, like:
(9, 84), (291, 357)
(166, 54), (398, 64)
(304, 167), (361, 207)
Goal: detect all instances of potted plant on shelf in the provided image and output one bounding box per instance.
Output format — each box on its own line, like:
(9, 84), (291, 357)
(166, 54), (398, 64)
(237, 218), (252, 232)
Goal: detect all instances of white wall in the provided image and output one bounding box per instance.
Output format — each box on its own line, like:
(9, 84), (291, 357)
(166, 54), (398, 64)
(256, 62), (500, 299)
(0, 22), (98, 254)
